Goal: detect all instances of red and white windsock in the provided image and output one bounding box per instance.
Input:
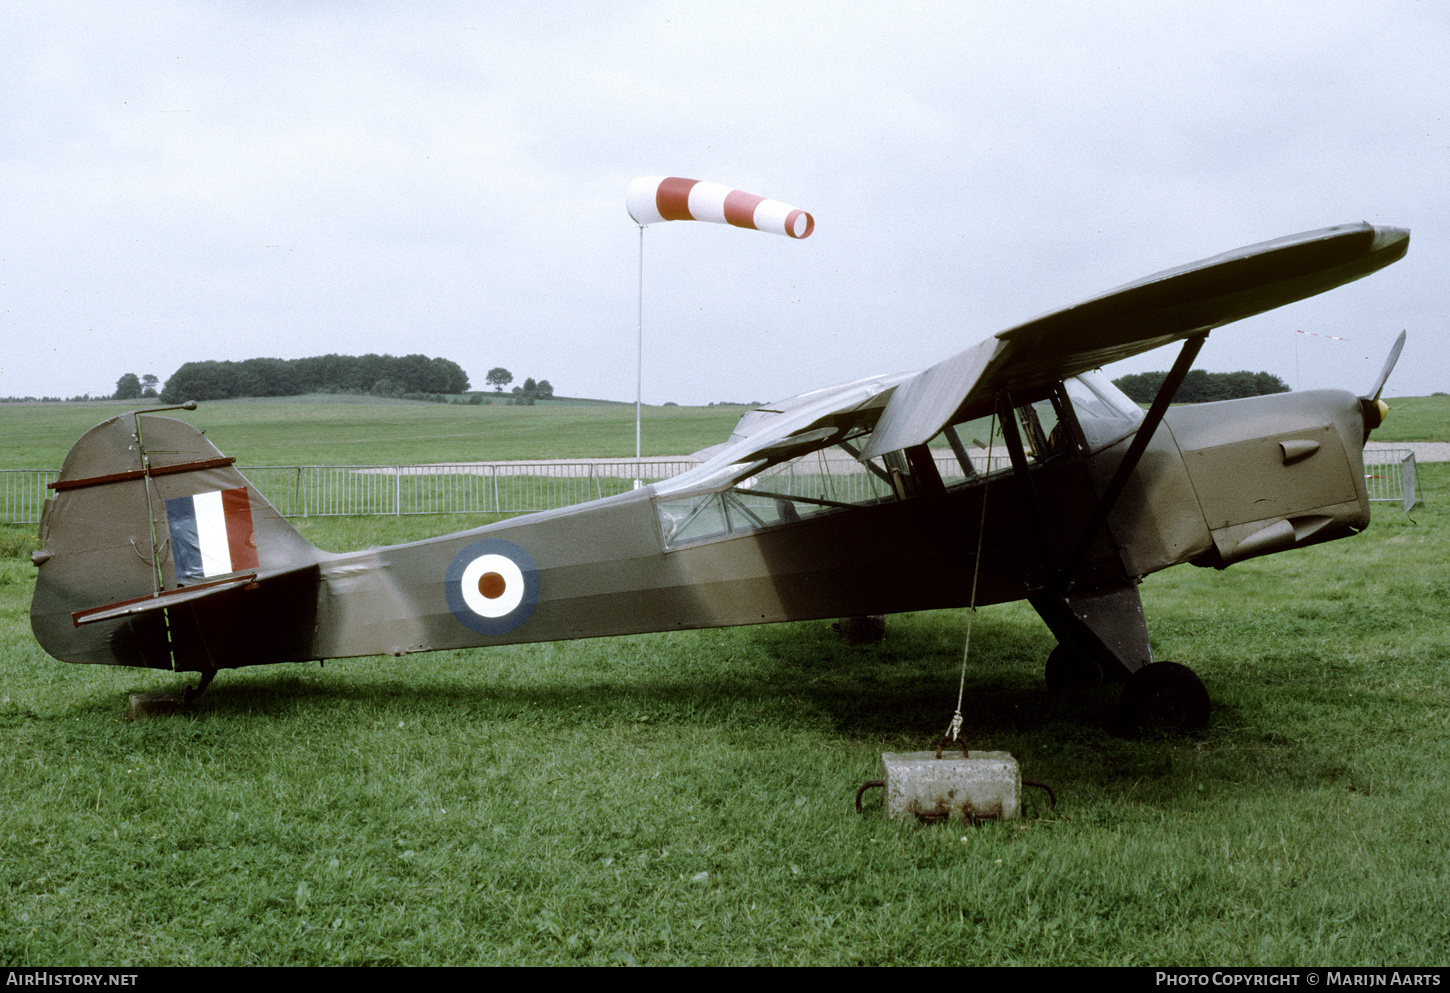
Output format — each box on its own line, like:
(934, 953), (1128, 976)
(626, 176), (814, 239)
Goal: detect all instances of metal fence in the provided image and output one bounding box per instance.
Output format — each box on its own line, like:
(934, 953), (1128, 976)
(1, 469), (58, 527)
(1364, 448), (1419, 511)
(0, 460), (698, 525)
(0, 448), (1427, 525)
(239, 460), (700, 518)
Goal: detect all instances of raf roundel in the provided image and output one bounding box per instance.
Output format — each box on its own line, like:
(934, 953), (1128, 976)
(444, 539), (541, 635)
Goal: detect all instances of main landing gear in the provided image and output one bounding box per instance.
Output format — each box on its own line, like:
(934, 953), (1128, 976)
(1119, 661), (1210, 733)
(1045, 643), (1210, 732)
(1032, 584), (1211, 732)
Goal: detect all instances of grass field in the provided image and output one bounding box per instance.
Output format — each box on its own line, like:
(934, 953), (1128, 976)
(0, 395), (746, 468)
(1369, 394), (1450, 444)
(1, 396), (1447, 965)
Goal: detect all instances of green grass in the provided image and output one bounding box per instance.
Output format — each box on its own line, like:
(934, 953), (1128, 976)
(0, 395), (745, 468)
(1373, 394), (1450, 443)
(2, 466), (1449, 965)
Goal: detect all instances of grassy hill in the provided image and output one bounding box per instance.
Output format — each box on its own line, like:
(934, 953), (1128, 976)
(0, 395), (748, 468)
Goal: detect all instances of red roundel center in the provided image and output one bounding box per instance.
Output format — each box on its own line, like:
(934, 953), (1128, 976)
(477, 572), (507, 600)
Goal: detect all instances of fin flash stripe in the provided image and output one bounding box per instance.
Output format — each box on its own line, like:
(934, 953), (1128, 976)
(166, 487), (259, 581)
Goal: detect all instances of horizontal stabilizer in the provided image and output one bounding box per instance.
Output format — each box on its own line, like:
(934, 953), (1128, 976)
(71, 574), (259, 627)
(861, 222), (1409, 460)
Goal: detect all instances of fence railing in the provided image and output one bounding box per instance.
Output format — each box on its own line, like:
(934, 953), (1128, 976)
(0, 447), (1427, 526)
(1364, 448), (1419, 511)
(1, 469), (58, 527)
(239, 460), (699, 518)
(0, 460), (698, 525)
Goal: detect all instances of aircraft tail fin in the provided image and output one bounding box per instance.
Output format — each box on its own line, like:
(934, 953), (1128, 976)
(30, 411), (325, 671)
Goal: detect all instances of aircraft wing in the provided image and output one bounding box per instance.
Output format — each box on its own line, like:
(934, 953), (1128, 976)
(685, 373), (909, 467)
(859, 222), (1409, 461)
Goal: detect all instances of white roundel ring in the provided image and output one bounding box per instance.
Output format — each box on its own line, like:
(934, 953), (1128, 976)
(444, 539), (540, 635)
(460, 554), (525, 618)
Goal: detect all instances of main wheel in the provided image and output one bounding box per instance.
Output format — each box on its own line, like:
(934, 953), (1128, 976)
(1120, 661), (1210, 732)
(1044, 644), (1102, 688)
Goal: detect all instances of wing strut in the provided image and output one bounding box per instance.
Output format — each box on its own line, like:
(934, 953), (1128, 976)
(1059, 332), (1207, 586)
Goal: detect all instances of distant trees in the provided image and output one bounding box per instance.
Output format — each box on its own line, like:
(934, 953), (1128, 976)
(113, 371), (160, 400)
(159, 354), (470, 403)
(508, 377), (556, 405)
(113, 373), (142, 400)
(1112, 370), (1291, 405)
(139, 354), (563, 405)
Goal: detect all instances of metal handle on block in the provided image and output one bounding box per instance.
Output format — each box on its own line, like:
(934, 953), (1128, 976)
(933, 737), (969, 760)
(855, 779), (884, 813)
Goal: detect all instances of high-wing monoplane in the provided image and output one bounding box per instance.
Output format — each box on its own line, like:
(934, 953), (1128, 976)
(29, 222), (1409, 730)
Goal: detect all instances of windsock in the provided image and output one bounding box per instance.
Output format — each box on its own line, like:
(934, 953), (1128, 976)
(626, 176), (814, 239)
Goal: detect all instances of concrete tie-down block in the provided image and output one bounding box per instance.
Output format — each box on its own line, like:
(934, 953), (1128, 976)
(879, 749), (1020, 822)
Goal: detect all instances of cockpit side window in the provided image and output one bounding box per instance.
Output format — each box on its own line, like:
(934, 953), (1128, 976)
(657, 440), (899, 547)
(939, 416), (1002, 478)
(1015, 391), (1081, 465)
(1065, 371), (1144, 421)
(1063, 371), (1144, 451)
(934, 390), (1076, 482)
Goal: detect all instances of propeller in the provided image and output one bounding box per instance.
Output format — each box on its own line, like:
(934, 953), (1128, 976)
(1359, 329), (1406, 436)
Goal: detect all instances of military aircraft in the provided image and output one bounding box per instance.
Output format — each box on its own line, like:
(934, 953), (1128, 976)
(29, 221), (1409, 731)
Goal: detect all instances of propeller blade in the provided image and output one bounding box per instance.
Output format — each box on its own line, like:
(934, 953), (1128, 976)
(1365, 330), (1406, 402)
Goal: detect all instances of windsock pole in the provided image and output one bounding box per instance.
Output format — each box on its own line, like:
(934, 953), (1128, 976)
(635, 224), (644, 488)
(626, 176), (812, 486)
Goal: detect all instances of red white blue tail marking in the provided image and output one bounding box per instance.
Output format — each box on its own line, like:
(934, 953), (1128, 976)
(165, 487), (259, 581)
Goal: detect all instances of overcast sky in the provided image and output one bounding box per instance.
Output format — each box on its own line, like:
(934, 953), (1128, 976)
(3, 1), (1446, 406)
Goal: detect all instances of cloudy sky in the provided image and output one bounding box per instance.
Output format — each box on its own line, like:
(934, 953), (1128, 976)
(3, 1), (1445, 406)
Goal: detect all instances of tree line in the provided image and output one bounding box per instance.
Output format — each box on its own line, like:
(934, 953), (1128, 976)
(113, 373), (159, 400)
(482, 367), (554, 405)
(1111, 369), (1290, 404)
(156, 354), (471, 403)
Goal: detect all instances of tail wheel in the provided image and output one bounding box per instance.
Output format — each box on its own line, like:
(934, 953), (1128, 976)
(1121, 661), (1209, 732)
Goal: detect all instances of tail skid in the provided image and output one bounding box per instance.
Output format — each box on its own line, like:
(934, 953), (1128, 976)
(31, 409), (324, 672)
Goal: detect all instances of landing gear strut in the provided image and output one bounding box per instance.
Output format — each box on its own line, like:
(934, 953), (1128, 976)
(1031, 585), (1211, 731)
(1044, 645), (1102, 688)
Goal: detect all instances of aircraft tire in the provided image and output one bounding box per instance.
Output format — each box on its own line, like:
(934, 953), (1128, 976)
(1121, 662), (1209, 733)
(1044, 645), (1102, 688)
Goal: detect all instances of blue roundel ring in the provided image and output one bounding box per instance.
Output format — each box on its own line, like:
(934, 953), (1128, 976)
(444, 539), (541, 635)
